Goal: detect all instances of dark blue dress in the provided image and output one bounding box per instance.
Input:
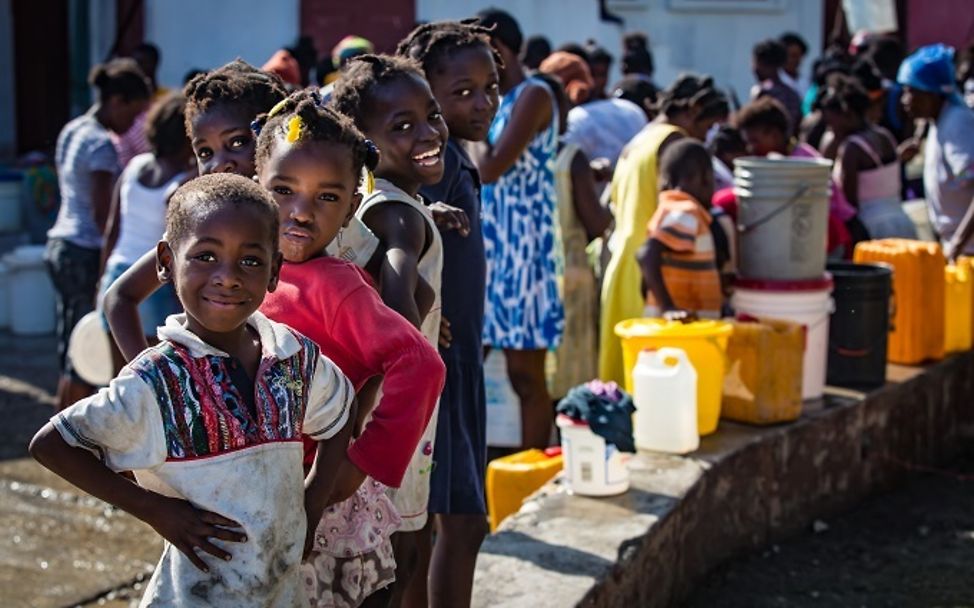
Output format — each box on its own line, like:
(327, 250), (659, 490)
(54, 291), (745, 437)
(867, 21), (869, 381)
(421, 139), (487, 514)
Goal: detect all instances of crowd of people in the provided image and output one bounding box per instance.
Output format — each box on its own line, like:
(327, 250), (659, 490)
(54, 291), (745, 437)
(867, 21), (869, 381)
(24, 6), (974, 608)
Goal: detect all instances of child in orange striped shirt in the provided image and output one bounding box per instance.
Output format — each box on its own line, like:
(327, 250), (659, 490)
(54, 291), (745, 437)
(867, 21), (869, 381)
(637, 139), (723, 318)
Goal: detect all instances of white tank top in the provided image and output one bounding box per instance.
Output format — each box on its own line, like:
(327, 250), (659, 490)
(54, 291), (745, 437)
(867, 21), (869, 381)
(106, 153), (187, 267)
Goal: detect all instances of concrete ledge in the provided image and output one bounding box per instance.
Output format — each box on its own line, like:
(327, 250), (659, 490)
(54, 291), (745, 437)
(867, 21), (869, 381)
(472, 352), (974, 607)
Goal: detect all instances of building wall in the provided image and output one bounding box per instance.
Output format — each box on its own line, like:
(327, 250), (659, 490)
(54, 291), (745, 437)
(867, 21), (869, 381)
(144, 0), (300, 89)
(905, 0), (974, 52)
(417, 0), (823, 103)
(301, 0), (416, 62)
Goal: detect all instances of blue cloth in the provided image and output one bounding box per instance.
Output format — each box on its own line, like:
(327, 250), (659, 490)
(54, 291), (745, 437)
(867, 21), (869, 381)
(482, 78), (564, 349)
(421, 140), (488, 514)
(897, 44), (964, 104)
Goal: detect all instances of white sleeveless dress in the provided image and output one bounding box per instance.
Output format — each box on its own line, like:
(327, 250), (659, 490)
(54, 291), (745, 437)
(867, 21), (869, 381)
(357, 178), (443, 532)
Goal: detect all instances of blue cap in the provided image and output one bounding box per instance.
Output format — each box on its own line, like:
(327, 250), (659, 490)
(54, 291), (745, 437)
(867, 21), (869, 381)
(897, 43), (962, 103)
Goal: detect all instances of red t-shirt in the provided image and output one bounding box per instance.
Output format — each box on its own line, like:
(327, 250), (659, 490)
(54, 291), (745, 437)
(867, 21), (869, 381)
(260, 256), (444, 487)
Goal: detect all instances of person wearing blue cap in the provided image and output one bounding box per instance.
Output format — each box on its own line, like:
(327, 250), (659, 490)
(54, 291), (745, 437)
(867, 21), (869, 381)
(898, 43), (974, 259)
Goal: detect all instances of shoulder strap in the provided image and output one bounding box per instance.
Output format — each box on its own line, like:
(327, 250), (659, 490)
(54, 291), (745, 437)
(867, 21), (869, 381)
(846, 134), (882, 166)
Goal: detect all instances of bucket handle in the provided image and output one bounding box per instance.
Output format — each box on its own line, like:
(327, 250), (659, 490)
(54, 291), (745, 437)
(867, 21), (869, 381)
(737, 183), (810, 234)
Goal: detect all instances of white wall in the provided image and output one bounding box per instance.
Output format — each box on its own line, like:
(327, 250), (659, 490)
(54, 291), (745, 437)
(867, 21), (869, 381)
(0, 0), (16, 159)
(417, 0), (822, 104)
(145, 0), (300, 89)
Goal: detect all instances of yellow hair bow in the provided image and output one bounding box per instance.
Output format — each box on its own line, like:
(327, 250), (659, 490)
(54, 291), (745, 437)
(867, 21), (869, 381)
(286, 116), (303, 143)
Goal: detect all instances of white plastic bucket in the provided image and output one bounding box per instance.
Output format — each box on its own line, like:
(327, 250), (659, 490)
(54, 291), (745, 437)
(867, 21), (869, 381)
(556, 414), (630, 496)
(0, 173), (23, 235)
(5, 245), (55, 335)
(734, 156), (832, 281)
(633, 347), (699, 454)
(732, 276), (834, 400)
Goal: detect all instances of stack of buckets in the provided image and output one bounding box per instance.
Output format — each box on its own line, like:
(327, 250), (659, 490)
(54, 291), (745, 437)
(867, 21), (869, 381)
(730, 157), (835, 401)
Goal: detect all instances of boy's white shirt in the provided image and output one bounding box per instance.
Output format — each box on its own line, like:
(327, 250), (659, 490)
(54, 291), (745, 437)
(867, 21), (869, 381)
(51, 311), (353, 608)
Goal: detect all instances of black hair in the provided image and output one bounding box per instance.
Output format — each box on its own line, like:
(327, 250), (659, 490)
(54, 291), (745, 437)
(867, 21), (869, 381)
(132, 42), (160, 64)
(182, 68), (206, 85)
(851, 59), (883, 94)
(659, 139), (712, 187)
(657, 73), (726, 119)
(329, 54), (426, 129)
(253, 89), (379, 187)
(622, 32), (654, 77)
(397, 20), (502, 79)
(708, 124), (747, 157)
(522, 35), (552, 70)
(476, 8), (524, 54)
(166, 173), (280, 250)
(612, 76), (660, 114)
(183, 60), (287, 133)
(734, 96), (790, 134)
(818, 73), (871, 117)
(558, 42), (589, 61)
(861, 35), (904, 80)
(88, 58), (152, 102)
(811, 55), (851, 87)
(586, 40), (613, 67)
(145, 92), (189, 158)
(779, 32), (808, 55)
(753, 39), (788, 68)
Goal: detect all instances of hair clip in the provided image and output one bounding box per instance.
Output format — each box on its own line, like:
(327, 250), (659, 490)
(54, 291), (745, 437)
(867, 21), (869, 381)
(310, 89), (323, 107)
(366, 170), (376, 194)
(286, 115), (303, 143)
(268, 98), (289, 119)
(250, 119), (262, 137)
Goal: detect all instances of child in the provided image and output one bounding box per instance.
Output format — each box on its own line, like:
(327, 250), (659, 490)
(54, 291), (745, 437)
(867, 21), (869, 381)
(252, 91), (445, 607)
(637, 140), (723, 318)
(707, 124), (747, 191)
(397, 19), (499, 606)
(100, 92), (194, 366)
(329, 54), (448, 603)
(30, 174), (356, 607)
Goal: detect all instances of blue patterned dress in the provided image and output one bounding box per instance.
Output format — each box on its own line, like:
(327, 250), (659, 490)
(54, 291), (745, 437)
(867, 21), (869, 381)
(482, 78), (564, 350)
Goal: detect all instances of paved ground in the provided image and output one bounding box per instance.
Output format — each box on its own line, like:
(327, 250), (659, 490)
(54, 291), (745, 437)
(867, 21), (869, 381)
(1, 332), (972, 607)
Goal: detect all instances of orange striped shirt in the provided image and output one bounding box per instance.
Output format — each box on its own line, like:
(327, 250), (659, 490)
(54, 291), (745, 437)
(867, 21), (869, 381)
(645, 190), (723, 317)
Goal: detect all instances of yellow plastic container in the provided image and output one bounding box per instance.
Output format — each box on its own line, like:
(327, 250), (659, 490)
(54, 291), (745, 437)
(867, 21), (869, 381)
(945, 263), (974, 353)
(486, 449), (563, 532)
(615, 318), (733, 436)
(854, 240), (945, 364)
(959, 256), (974, 342)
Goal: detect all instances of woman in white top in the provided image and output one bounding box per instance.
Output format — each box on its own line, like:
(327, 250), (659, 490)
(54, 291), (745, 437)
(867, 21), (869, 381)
(100, 93), (194, 347)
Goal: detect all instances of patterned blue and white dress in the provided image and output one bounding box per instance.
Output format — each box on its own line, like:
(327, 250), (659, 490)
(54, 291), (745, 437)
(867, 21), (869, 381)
(482, 77), (564, 350)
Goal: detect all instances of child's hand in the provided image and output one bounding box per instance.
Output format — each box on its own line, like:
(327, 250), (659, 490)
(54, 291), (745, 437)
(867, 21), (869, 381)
(439, 317), (452, 349)
(429, 202), (471, 237)
(144, 495), (246, 572)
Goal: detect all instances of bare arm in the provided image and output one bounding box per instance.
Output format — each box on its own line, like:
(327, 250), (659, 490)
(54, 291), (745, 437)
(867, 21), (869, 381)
(104, 250), (164, 359)
(637, 237), (675, 310)
(477, 83), (553, 183)
(30, 423), (245, 572)
(100, 178), (124, 275)
(91, 170), (115, 236)
(838, 143), (863, 209)
(570, 150), (613, 241)
(361, 204), (429, 330)
(946, 195), (974, 262)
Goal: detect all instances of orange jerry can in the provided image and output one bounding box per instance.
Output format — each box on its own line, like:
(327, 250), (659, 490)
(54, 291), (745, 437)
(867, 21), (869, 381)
(853, 239), (945, 364)
(485, 448), (563, 532)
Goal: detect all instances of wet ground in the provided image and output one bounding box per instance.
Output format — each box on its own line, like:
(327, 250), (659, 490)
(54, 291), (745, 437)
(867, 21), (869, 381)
(686, 452), (974, 607)
(1, 332), (972, 607)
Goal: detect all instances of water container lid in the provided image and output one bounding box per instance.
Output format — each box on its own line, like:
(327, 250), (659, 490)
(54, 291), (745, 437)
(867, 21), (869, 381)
(734, 273), (833, 292)
(615, 318), (733, 339)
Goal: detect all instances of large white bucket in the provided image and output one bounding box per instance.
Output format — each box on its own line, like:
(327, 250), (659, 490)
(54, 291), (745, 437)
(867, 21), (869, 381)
(556, 414), (629, 496)
(632, 347), (699, 454)
(0, 173), (23, 235)
(732, 276), (834, 400)
(6, 245), (55, 335)
(734, 156), (833, 281)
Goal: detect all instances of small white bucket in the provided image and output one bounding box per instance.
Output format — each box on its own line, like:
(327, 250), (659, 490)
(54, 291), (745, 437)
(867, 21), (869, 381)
(556, 414), (629, 496)
(732, 275), (834, 400)
(5, 245), (55, 335)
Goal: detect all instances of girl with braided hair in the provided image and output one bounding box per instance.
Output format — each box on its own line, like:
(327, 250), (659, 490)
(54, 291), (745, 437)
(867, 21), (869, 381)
(599, 74), (727, 385)
(253, 90), (444, 607)
(397, 19), (500, 606)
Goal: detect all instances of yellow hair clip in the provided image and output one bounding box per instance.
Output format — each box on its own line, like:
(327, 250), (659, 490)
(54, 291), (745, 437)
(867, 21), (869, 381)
(286, 115), (303, 143)
(267, 99), (289, 118)
(366, 170), (375, 194)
